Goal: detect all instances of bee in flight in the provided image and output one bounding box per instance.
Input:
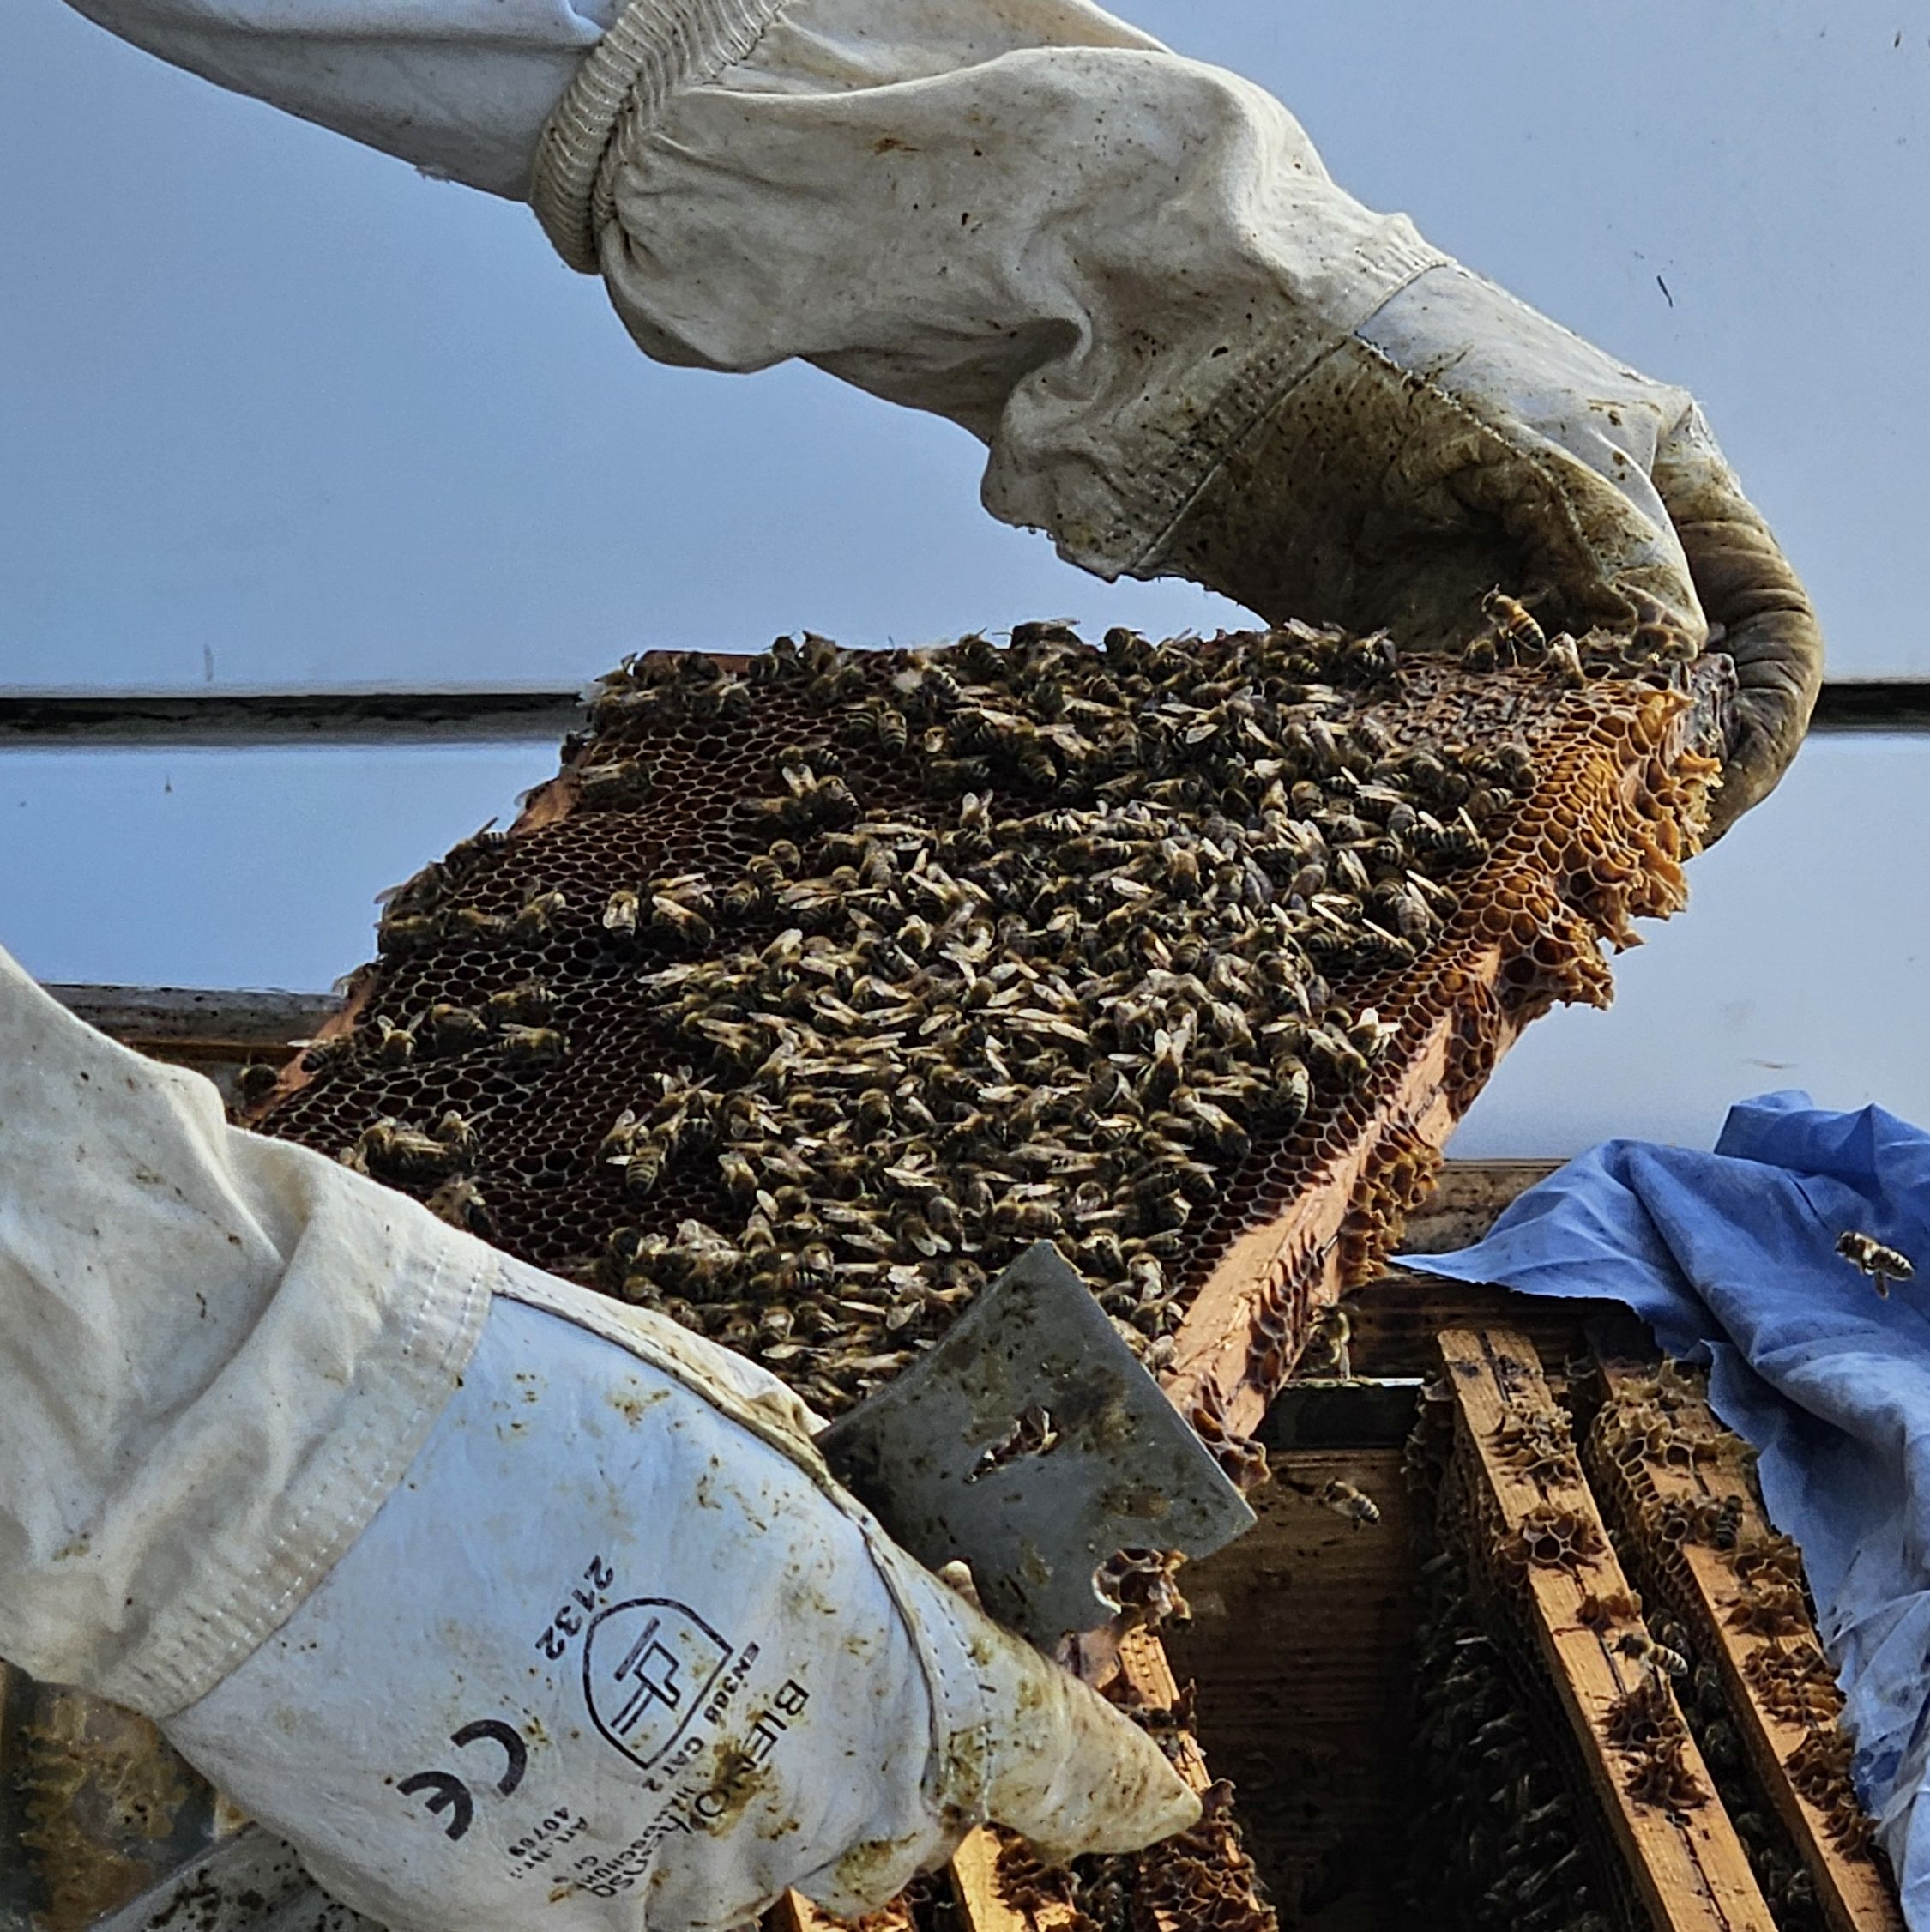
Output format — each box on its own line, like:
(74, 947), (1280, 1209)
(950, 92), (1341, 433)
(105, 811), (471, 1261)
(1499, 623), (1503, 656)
(1318, 1478), (1381, 1529)
(1837, 1229), (1915, 1298)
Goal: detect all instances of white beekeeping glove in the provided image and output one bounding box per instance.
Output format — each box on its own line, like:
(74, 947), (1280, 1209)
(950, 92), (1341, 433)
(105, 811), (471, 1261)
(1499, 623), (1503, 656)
(0, 951), (1197, 1932)
(1142, 263), (1823, 836)
(56, 0), (1820, 830)
(536, 0), (1818, 835)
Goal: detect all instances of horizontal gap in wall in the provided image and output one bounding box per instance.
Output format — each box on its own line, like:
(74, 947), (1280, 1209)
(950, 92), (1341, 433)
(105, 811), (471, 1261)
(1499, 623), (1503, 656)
(0, 679), (1917, 747)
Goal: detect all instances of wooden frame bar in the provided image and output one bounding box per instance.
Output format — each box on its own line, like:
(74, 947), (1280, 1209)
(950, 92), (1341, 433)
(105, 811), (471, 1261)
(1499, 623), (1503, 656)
(1589, 1358), (1903, 1932)
(1438, 1328), (1774, 1932)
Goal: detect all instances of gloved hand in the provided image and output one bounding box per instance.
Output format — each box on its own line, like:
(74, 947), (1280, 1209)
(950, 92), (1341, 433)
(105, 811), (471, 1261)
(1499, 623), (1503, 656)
(53, 0), (1822, 830)
(1143, 263), (1824, 838)
(0, 951), (1195, 1932)
(166, 1279), (1197, 1932)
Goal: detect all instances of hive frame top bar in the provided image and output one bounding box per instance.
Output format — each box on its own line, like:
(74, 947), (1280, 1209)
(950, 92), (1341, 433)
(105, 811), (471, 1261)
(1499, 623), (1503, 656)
(1153, 651), (1729, 1451)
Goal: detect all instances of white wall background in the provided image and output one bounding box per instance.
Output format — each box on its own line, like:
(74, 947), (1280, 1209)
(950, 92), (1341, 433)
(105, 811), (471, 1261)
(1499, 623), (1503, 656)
(3, 0), (1927, 1154)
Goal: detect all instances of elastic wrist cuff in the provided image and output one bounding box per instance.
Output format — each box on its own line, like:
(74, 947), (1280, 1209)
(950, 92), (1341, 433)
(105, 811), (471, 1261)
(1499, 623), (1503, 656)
(533, 0), (789, 270)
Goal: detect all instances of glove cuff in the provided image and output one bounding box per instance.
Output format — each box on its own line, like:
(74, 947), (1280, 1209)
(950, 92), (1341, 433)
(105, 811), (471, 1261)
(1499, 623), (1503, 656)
(532, 0), (788, 271)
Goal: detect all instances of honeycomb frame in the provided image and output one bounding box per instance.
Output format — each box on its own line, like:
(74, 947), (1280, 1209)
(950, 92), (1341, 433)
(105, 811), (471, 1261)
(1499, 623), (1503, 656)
(244, 630), (1730, 1482)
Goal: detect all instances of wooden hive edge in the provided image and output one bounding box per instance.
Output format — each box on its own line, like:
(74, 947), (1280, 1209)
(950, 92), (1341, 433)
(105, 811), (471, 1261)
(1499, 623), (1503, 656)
(1440, 1326), (1775, 1932)
(1588, 1356), (1903, 1932)
(1163, 669), (1724, 1454)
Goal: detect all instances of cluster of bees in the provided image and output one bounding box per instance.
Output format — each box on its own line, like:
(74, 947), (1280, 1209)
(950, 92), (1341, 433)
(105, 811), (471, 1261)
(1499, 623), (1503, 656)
(1400, 1350), (1871, 1932)
(1579, 1363), (1886, 1885)
(1663, 1608), (1837, 1932)
(996, 1775), (1276, 1932)
(537, 621), (1554, 1410)
(1408, 1538), (1626, 1932)
(244, 607), (1713, 1444)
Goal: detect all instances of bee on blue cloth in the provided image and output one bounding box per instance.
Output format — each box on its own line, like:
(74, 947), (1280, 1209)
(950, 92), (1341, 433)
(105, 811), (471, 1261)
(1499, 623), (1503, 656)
(1837, 1229), (1915, 1298)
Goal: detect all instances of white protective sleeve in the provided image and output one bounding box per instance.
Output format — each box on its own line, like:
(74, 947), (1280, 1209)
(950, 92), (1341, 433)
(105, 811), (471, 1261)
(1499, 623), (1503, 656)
(0, 945), (488, 1718)
(59, 0), (1443, 581)
(0, 954), (1195, 1929)
(57, 0), (624, 198)
(0, 944), (803, 1718)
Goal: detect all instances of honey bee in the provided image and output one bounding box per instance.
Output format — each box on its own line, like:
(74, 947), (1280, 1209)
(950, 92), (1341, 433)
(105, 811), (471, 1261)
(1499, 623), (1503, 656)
(293, 1034), (354, 1076)
(485, 980), (554, 1025)
(792, 1241), (836, 1291)
(909, 655), (966, 712)
(619, 1138), (666, 1199)
(445, 905), (509, 942)
(426, 1174), (497, 1238)
(509, 890), (566, 941)
(417, 1002), (487, 1054)
(598, 1109), (642, 1164)
(442, 824), (509, 878)
(651, 894), (715, 948)
(1318, 1479), (1381, 1529)
(1465, 741), (1539, 794)
(367, 1014), (416, 1066)
(1481, 589), (1547, 662)
(704, 1144), (755, 1199)
(1612, 1628), (1690, 1680)
(1705, 1494), (1745, 1551)
(376, 910), (443, 958)
(500, 1023), (567, 1069)
(1348, 1006), (1400, 1060)
(1306, 1024), (1370, 1089)
(1175, 1093), (1249, 1160)
(602, 888), (642, 934)
(995, 1195), (1064, 1239)
(347, 1115), (470, 1185)
(1543, 633), (1587, 689)
(1333, 846), (1373, 897)
(1837, 1229), (1915, 1297)
(722, 855), (783, 916)
(576, 758), (651, 810)
(1268, 1054), (1312, 1129)
(1411, 812), (1490, 868)
(928, 756), (993, 793)
(1367, 881), (1432, 943)
(1300, 1305), (1353, 1380)
(873, 704), (909, 754)
(965, 1404), (1059, 1484)
(233, 1062), (282, 1108)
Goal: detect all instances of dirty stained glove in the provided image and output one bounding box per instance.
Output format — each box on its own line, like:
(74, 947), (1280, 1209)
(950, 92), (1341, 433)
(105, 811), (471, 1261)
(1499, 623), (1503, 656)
(53, 0), (1821, 828)
(0, 950), (1196, 1932)
(1145, 263), (1824, 837)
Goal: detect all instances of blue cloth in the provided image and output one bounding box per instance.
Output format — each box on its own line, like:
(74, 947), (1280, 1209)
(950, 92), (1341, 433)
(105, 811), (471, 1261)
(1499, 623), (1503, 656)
(1405, 1093), (1930, 1922)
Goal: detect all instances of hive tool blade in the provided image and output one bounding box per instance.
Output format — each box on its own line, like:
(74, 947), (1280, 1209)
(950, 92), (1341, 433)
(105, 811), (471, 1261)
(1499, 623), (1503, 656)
(815, 1241), (1257, 1649)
